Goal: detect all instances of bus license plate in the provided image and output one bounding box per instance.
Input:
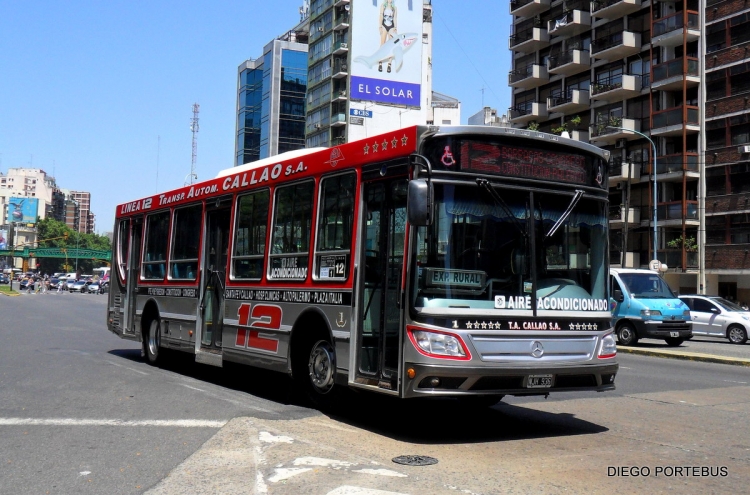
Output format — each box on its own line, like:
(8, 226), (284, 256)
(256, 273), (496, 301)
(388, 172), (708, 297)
(670, 332), (679, 337)
(526, 375), (553, 388)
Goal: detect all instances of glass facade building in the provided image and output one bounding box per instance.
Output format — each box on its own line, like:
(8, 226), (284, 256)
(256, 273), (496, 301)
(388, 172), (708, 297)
(235, 24), (310, 165)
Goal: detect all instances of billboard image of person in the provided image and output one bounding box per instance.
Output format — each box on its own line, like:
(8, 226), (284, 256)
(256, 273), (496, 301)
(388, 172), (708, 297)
(0, 229), (6, 250)
(351, 0), (422, 107)
(7, 197), (39, 225)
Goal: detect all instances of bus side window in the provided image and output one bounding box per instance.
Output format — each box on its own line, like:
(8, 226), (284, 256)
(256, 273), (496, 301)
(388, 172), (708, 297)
(315, 172), (356, 281)
(232, 189), (270, 280)
(143, 211), (170, 280)
(170, 204), (202, 280)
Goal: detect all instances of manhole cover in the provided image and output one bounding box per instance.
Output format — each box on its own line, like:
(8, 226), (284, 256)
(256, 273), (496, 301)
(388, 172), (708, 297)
(392, 455), (438, 466)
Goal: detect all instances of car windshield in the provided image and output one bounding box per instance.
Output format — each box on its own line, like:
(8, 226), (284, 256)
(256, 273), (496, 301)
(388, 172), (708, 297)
(711, 297), (746, 311)
(619, 273), (675, 299)
(411, 183), (609, 314)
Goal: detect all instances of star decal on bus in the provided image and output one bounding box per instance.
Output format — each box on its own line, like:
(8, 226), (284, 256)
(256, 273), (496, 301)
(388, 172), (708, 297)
(372, 141), (379, 152)
(363, 144), (370, 154)
(381, 139), (388, 150)
(391, 137), (398, 148)
(401, 134), (409, 146)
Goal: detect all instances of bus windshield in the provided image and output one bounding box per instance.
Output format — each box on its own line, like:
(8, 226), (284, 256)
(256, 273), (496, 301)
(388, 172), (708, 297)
(412, 182), (608, 314)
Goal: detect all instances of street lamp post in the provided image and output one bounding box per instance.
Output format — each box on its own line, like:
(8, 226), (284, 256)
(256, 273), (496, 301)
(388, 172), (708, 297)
(607, 126), (658, 267)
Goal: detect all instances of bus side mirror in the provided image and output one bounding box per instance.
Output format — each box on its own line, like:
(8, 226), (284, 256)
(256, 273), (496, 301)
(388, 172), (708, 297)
(613, 289), (624, 302)
(407, 179), (432, 226)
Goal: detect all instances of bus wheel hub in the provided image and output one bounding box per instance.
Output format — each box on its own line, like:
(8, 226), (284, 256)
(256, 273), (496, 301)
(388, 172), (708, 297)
(308, 341), (335, 392)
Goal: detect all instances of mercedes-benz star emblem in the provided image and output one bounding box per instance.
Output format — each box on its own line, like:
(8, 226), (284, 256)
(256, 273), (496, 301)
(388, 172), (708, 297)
(531, 341), (544, 358)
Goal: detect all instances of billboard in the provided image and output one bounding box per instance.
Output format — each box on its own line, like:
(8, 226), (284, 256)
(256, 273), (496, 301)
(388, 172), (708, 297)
(7, 197), (39, 225)
(0, 229), (6, 250)
(350, 0), (423, 107)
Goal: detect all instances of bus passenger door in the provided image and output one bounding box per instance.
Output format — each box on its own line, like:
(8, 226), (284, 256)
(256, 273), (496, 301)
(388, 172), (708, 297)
(123, 217), (142, 337)
(195, 204), (231, 366)
(356, 179), (408, 391)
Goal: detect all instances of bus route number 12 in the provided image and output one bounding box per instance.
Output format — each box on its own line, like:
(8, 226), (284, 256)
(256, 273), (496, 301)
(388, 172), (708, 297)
(235, 303), (281, 353)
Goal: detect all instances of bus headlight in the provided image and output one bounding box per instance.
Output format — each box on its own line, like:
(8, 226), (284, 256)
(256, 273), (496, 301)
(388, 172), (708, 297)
(407, 326), (471, 360)
(598, 332), (617, 359)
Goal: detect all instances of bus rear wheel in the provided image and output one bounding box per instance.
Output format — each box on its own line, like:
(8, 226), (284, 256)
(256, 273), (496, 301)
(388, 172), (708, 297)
(143, 317), (161, 365)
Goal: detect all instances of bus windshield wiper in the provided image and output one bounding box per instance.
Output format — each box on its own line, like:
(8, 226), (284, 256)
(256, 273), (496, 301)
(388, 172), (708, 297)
(476, 179), (526, 237)
(546, 190), (584, 237)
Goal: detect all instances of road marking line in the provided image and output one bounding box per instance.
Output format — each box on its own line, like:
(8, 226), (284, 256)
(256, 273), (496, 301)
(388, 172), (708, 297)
(107, 360), (149, 375)
(0, 418), (226, 428)
(181, 384), (205, 392)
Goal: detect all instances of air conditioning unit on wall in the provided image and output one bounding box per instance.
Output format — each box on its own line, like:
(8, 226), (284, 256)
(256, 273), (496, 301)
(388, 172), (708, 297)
(738, 145), (750, 154)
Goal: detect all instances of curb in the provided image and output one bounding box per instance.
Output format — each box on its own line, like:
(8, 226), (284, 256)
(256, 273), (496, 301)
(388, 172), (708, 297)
(618, 346), (750, 367)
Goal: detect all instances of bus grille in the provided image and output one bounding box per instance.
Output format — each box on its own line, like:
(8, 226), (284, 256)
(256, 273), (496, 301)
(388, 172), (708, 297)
(469, 334), (598, 362)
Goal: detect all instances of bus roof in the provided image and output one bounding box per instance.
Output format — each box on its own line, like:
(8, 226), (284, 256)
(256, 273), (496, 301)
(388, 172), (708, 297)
(114, 125), (610, 219)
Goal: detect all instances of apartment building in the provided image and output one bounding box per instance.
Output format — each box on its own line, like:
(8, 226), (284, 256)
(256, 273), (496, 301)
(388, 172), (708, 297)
(704, 0), (750, 302)
(509, 0), (702, 293)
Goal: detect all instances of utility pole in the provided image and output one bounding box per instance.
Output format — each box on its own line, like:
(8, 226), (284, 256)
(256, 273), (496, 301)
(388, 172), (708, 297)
(189, 103), (200, 185)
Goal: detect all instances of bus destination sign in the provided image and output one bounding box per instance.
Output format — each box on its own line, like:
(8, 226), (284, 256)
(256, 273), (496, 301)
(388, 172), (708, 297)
(459, 141), (588, 185)
(427, 138), (601, 187)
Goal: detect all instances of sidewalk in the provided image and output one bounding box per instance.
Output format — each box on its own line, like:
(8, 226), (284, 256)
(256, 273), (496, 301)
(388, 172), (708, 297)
(618, 344), (750, 367)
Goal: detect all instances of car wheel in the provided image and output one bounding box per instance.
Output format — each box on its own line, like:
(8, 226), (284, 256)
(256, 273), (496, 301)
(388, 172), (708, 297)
(617, 323), (638, 346)
(665, 337), (684, 347)
(727, 325), (748, 345)
(143, 317), (161, 365)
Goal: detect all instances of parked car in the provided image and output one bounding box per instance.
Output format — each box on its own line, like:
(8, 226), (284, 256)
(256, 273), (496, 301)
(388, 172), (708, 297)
(48, 277), (60, 290)
(678, 295), (749, 345)
(68, 279), (90, 293)
(19, 278), (32, 290)
(0, 274), (9, 284)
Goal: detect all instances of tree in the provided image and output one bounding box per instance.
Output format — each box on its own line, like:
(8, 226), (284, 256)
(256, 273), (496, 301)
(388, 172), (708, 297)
(34, 218), (111, 274)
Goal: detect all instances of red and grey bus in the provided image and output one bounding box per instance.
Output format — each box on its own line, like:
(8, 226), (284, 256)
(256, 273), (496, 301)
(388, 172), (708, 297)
(106, 125), (618, 407)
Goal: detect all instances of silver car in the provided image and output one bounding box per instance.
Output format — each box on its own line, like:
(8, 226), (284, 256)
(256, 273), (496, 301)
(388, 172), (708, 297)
(678, 295), (749, 345)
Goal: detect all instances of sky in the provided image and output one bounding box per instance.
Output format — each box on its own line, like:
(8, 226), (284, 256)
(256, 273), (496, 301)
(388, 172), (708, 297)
(0, 0), (512, 232)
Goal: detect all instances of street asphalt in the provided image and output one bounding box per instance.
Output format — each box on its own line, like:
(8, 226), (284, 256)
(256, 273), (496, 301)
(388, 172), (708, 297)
(3, 286), (749, 494)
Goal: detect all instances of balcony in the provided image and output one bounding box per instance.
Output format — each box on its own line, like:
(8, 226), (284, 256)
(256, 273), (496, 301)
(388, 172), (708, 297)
(589, 117), (640, 146)
(652, 12), (700, 47)
(333, 41), (349, 55)
(332, 60), (348, 79)
(547, 48), (590, 76)
(651, 106), (700, 136)
(591, 0), (641, 20)
(509, 101), (548, 124)
(334, 13), (350, 31)
(610, 205), (641, 228)
(591, 31), (641, 61)
(658, 250), (698, 270)
(657, 201), (699, 227)
(510, 0), (551, 17)
(608, 159), (641, 186)
(334, 0), (349, 6)
(509, 25), (550, 53)
(332, 89), (347, 102)
(655, 153), (700, 181)
(548, 9), (591, 38)
(509, 64), (549, 89)
(547, 89), (589, 113)
(590, 74), (642, 102)
(331, 113), (347, 127)
(651, 57), (700, 90)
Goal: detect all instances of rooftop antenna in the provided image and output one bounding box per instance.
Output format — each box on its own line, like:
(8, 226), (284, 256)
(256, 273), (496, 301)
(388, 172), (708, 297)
(188, 103), (199, 185)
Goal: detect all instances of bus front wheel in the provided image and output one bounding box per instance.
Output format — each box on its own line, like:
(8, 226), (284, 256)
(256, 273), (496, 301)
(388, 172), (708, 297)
(295, 337), (337, 409)
(143, 317), (161, 365)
